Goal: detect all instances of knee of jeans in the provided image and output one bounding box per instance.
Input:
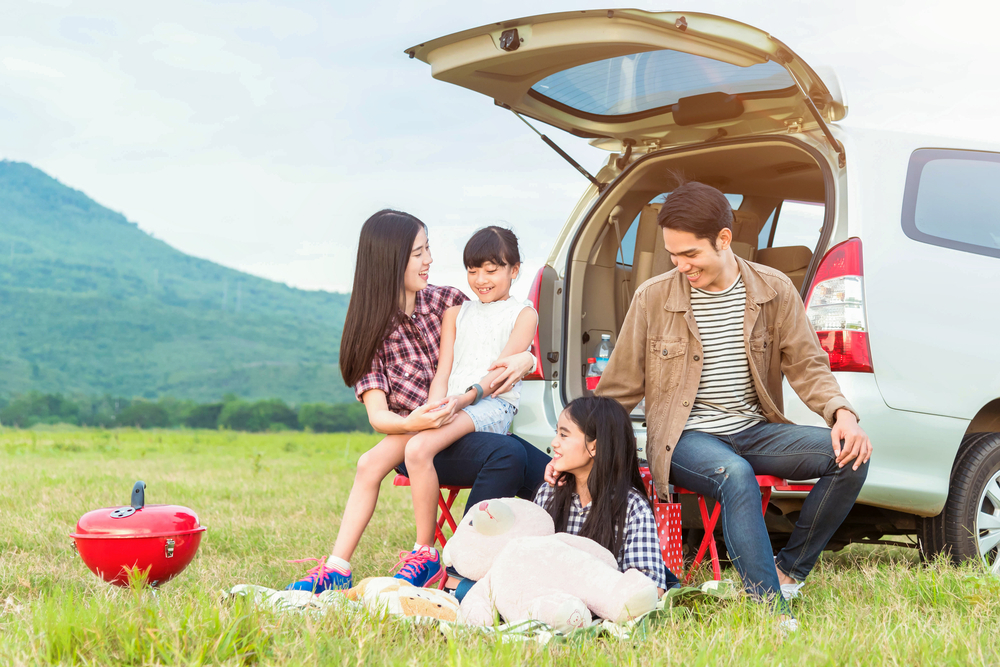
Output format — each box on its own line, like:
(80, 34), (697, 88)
(491, 437), (527, 469)
(839, 458), (870, 488)
(716, 460), (759, 497)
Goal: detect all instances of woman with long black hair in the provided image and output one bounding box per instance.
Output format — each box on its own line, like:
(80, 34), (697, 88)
(286, 209), (548, 593)
(535, 396), (679, 594)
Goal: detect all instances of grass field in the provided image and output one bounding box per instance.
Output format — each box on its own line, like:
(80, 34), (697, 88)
(1, 427), (999, 666)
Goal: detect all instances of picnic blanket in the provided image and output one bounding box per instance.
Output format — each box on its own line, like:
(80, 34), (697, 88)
(225, 579), (739, 644)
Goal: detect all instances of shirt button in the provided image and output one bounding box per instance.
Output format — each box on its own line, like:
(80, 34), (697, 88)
(682, 400), (689, 406)
(665, 445), (671, 451)
(693, 355), (700, 361)
(661, 349), (668, 356)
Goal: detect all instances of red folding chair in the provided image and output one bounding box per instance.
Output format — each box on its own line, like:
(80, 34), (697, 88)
(392, 474), (469, 548)
(675, 475), (815, 582)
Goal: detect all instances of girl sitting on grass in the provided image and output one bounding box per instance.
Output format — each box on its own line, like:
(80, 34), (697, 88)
(535, 396), (680, 595)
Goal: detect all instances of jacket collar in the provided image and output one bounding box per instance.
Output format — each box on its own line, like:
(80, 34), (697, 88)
(663, 256), (778, 311)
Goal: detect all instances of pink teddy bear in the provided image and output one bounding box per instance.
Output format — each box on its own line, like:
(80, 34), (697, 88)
(441, 497), (659, 632)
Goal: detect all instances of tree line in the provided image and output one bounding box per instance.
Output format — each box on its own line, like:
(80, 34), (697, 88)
(0, 392), (371, 433)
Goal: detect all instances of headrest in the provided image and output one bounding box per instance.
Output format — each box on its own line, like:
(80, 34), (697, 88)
(755, 245), (813, 273)
(730, 241), (755, 261)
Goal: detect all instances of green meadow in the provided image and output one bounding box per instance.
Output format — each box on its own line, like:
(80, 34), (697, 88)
(1, 428), (998, 666)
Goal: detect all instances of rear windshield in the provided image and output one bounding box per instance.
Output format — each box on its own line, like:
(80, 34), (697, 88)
(530, 49), (795, 118)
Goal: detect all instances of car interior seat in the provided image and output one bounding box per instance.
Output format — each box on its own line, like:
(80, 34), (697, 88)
(755, 245), (813, 290)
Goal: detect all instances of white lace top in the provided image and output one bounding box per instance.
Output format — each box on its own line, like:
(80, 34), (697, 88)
(446, 298), (534, 406)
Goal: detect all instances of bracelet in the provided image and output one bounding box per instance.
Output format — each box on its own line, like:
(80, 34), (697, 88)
(466, 383), (484, 405)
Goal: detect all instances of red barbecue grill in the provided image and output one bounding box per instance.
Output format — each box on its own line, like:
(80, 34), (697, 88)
(71, 481), (207, 587)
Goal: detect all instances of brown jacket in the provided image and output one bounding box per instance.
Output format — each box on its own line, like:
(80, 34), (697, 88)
(596, 257), (857, 492)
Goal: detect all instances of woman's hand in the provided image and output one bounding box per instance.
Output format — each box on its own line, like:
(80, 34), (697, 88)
(486, 351), (535, 397)
(403, 398), (459, 431)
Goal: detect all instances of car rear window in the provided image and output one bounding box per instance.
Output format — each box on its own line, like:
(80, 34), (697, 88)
(759, 201), (824, 249)
(529, 49), (795, 118)
(902, 149), (1000, 259)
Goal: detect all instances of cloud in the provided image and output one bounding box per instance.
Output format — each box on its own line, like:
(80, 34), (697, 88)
(2, 57), (65, 78)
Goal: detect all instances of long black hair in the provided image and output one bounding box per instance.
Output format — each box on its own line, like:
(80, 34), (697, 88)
(339, 209), (426, 387)
(545, 396), (647, 557)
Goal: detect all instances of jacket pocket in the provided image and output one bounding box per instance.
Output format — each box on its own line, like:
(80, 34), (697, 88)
(650, 337), (687, 397)
(749, 327), (774, 378)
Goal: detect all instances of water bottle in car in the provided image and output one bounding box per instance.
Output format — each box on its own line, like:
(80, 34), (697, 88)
(596, 334), (612, 372)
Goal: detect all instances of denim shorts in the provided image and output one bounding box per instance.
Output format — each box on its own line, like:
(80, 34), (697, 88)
(462, 396), (516, 434)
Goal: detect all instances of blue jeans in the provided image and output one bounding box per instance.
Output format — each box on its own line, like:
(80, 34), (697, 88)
(397, 432), (550, 508)
(670, 422), (868, 608)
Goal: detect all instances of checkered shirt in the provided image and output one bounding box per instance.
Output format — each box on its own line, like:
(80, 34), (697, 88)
(533, 484), (670, 590)
(353, 285), (467, 416)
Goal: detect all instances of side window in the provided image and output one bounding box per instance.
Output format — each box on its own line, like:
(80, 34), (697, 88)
(902, 148), (1000, 258)
(619, 214), (639, 265)
(761, 201), (824, 249)
(757, 207), (777, 248)
(617, 193), (743, 266)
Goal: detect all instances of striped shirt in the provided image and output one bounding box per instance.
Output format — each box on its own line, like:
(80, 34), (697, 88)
(684, 276), (765, 435)
(533, 484), (671, 590)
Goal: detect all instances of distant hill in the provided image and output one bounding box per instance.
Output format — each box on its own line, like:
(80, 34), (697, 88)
(0, 160), (355, 404)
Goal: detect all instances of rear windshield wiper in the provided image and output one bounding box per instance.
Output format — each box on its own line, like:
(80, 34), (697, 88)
(513, 112), (605, 191)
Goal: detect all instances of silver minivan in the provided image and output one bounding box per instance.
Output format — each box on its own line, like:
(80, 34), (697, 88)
(409, 9), (1000, 571)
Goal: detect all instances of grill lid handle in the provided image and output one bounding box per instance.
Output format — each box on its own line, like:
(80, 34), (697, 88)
(131, 481), (146, 510)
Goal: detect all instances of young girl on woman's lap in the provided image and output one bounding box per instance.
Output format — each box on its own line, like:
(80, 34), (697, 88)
(400, 226), (537, 586)
(535, 397), (679, 594)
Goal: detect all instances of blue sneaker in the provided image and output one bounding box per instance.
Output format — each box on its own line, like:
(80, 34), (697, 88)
(392, 547), (444, 588)
(285, 558), (352, 594)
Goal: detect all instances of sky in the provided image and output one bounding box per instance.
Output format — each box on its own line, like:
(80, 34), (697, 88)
(3, 0), (1000, 300)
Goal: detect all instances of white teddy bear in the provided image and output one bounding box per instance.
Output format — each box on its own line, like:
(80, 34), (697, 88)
(442, 497), (659, 632)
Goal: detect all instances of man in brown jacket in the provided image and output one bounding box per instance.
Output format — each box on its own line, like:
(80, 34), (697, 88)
(596, 182), (872, 618)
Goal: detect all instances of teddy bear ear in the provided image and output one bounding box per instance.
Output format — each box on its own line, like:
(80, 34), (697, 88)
(472, 499), (515, 536)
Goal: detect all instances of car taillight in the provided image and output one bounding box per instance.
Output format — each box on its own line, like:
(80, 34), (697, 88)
(804, 238), (873, 373)
(524, 267), (545, 381)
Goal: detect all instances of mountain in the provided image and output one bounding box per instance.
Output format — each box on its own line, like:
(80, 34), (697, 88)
(0, 160), (354, 404)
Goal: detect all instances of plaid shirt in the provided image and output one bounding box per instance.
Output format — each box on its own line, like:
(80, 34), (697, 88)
(353, 285), (467, 416)
(533, 484), (670, 590)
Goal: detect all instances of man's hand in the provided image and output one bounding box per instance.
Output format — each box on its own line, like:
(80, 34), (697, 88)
(403, 398), (458, 431)
(831, 409), (872, 470)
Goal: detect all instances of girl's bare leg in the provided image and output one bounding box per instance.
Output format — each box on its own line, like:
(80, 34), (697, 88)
(331, 433), (413, 561)
(404, 413), (475, 547)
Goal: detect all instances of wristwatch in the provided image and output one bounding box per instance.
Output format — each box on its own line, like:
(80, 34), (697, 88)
(465, 383), (484, 405)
